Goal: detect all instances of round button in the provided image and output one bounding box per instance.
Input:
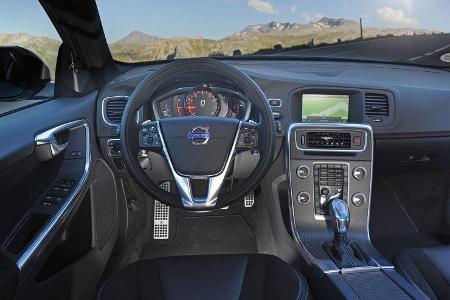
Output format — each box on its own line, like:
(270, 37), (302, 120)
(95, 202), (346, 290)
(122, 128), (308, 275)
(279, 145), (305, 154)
(297, 192), (311, 205)
(321, 187), (329, 195)
(353, 167), (367, 180)
(352, 193), (366, 207)
(296, 165), (310, 179)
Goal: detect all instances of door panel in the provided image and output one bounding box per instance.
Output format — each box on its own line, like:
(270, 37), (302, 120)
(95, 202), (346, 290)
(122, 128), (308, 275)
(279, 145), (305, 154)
(0, 92), (122, 300)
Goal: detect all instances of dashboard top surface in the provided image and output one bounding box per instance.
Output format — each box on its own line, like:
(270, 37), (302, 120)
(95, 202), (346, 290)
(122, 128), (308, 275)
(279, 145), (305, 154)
(98, 59), (450, 139)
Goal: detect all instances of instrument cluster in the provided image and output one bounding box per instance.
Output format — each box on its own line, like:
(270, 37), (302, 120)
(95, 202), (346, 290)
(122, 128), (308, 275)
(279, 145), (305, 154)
(153, 86), (250, 120)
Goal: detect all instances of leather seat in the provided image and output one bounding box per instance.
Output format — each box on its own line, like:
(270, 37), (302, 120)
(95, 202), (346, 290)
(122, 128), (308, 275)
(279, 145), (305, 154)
(393, 245), (450, 300)
(98, 254), (309, 300)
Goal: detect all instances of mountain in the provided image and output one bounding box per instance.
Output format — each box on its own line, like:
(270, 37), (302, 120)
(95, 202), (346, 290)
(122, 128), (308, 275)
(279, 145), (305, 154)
(0, 18), (438, 74)
(114, 31), (159, 45)
(234, 21), (303, 36)
(234, 18), (357, 36)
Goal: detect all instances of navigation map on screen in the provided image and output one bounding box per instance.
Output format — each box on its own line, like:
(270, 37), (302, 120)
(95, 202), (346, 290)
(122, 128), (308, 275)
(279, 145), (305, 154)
(302, 94), (349, 122)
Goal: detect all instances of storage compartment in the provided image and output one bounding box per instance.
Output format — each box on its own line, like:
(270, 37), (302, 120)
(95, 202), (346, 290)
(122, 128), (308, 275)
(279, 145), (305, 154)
(37, 192), (92, 281)
(375, 136), (450, 172)
(5, 214), (49, 255)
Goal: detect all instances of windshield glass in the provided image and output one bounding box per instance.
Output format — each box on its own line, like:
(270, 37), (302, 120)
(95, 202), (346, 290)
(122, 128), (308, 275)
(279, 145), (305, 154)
(97, 0), (450, 67)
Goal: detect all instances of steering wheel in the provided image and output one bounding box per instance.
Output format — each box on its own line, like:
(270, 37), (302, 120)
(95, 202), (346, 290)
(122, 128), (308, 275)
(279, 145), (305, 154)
(120, 58), (275, 210)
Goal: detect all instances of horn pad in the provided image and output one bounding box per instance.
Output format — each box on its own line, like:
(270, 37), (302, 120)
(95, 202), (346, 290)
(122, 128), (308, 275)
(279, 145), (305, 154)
(159, 117), (240, 176)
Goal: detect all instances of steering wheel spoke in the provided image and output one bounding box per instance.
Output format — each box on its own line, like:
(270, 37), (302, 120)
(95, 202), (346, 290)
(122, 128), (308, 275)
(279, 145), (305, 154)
(158, 119), (241, 209)
(139, 120), (162, 150)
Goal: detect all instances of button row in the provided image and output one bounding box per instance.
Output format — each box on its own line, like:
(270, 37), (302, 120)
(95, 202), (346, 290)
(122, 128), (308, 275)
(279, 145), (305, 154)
(40, 179), (75, 207)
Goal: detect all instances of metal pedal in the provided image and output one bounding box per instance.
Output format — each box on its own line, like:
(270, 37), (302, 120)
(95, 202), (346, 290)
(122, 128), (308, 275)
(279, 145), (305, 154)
(153, 182), (170, 240)
(244, 191), (255, 208)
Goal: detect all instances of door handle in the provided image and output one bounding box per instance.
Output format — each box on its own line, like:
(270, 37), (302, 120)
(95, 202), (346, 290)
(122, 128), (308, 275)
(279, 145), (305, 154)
(34, 120), (85, 161)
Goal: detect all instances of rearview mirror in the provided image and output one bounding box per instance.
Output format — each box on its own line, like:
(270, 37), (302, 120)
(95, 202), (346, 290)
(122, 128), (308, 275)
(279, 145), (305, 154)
(0, 46), (51, 100)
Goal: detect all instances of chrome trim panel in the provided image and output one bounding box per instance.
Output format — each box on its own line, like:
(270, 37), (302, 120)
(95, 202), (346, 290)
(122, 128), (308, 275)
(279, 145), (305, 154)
(17, 119), (91, 271)
(102, 96), (143, 126)
(157, 121), (242, 209)
(102, 96), (129, 126)
(294, 123), (368, 153)
(267, 98), (283, 107)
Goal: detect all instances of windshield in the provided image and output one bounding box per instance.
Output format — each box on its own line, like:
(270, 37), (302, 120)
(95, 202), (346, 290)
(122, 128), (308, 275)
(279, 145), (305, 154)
(96, 0), (450, 67)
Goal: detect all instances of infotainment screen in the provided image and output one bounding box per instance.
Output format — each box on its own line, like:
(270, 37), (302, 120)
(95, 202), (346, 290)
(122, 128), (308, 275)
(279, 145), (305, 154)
(302, 94), (349, 123)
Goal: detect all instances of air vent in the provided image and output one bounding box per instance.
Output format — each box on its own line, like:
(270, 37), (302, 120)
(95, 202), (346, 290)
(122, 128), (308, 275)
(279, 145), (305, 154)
(105, 97), (128, 124)
(306, 132), (351, 149)
(365, 93), (389, 117)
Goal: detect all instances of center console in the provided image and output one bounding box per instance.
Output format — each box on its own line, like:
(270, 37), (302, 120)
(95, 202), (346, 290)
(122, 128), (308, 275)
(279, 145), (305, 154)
(287, 122), (429, 299)
(287, 123), (386, 272)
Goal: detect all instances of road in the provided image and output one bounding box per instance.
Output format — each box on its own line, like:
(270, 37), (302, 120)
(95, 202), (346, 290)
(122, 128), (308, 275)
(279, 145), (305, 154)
(277, 34), (450, 65)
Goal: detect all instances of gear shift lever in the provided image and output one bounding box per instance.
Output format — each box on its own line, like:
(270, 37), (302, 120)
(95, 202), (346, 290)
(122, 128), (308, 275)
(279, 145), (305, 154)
(324, 198), (369, 268)
(329, 199), (349, 236)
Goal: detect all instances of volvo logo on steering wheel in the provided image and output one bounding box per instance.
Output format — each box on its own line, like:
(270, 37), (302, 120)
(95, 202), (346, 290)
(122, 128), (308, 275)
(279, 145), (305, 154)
(187, 126), (210, 145)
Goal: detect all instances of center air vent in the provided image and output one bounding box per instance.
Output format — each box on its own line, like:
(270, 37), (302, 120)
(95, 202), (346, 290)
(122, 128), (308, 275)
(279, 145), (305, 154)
(365, 93), (389, 117)
(306, 132), (351, 149)
(104, 97), (128, 124)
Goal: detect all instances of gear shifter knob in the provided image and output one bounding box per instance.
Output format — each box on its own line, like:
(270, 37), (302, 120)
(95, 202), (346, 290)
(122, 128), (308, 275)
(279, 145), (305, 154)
(329, 199), (350, 234)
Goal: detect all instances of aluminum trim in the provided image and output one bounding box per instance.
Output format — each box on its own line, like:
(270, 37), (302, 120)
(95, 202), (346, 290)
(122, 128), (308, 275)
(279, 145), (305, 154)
(17, 119), (91, 271)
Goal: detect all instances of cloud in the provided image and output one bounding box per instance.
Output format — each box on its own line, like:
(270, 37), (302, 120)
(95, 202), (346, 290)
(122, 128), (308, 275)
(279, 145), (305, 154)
(248, 0), (277, 15)
(301, 12), (324, 23)
(290, 4), (297, 13)
(377, 6), (418, 26)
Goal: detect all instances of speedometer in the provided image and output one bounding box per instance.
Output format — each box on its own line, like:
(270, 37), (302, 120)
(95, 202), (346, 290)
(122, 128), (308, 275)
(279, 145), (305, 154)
(185, 88), (220, 116)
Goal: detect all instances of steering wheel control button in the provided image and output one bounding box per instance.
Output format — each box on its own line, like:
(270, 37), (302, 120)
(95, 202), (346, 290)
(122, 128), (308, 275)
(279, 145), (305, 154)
(297, 192), (311, 205)
(237, 125), (258, 149)
(352, 193), (366, 207)
(140, 121), (162, 149)
(352, 167), (367, 180)
(296, 165), (310, 179)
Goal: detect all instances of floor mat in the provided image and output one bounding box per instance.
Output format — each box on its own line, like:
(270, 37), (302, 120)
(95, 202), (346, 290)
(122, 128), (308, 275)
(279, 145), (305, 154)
(370, 176), (443, 260)
(140, 215), (257, 260)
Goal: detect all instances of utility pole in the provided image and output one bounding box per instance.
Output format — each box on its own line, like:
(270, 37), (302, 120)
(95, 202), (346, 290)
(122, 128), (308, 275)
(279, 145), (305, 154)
(360, 18), (364, 39)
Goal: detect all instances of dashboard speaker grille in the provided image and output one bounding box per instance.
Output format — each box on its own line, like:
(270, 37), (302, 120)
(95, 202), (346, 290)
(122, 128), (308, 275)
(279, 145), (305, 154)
(306, 132), (351, 149)
(105, 97), (128, 124)
(365, 93), (389, 117)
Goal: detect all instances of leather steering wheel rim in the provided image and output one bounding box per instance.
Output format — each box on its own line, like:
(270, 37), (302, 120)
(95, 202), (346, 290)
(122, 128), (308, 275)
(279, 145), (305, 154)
(120, 58), (275, 210)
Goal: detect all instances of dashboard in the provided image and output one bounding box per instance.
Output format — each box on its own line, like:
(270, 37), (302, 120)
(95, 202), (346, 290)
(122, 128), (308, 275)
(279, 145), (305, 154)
(96, 59), (450, 173)
(152, 86), (251, 120)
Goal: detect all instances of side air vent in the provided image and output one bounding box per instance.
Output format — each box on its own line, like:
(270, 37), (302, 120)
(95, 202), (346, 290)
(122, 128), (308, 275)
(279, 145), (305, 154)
(365, 93), (389, 117)
(104, 97), (128, 124)
(306, 132), (351, 149)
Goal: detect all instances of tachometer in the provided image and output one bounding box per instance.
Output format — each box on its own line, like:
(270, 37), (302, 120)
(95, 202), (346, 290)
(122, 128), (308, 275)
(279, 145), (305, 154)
(185, 88), (220, 116)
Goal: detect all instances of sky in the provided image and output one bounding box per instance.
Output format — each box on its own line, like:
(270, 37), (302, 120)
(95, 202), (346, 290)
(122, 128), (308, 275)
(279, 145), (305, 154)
(0, 0), (449, 42)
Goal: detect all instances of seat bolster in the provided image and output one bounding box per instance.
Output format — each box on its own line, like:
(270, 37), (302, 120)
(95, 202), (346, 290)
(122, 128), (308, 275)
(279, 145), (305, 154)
(422, 246), (450, 284)
(98, 254), (309, 300)
(393, 246), (450, 300)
